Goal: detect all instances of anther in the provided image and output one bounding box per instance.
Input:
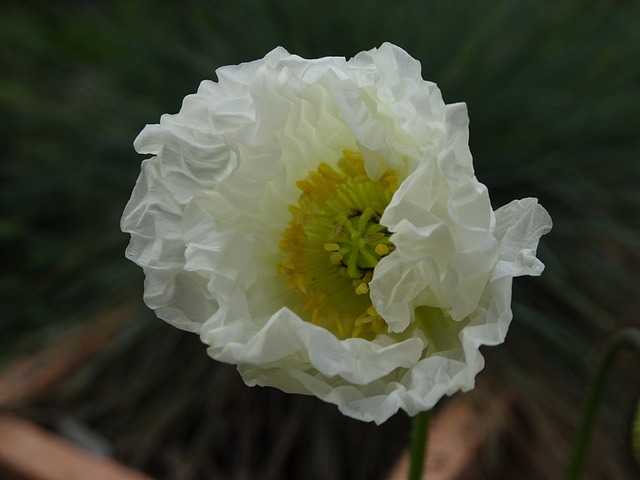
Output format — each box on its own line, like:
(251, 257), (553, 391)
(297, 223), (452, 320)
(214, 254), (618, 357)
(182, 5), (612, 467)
(329, 252), (343, 265)
(374, 244), (389, 256)
(324, 242), (340, 252)
(355, 283), (369, 295)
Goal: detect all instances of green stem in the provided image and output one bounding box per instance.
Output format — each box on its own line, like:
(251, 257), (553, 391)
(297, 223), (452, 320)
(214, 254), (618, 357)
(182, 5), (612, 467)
(408, 410), (432, 480)
(565, 328), (640, 480)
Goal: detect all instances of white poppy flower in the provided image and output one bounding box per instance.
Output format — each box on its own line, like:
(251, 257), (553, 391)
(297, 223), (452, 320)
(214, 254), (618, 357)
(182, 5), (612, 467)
(122, 43), (552, 424)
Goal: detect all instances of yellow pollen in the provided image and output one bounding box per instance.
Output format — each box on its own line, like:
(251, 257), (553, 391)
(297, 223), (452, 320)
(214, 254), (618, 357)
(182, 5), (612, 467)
(278, 149), (398, 340)
(324, 242), (340, 252)
(355, 283), (369, 295)
(329, 252), (343, 265)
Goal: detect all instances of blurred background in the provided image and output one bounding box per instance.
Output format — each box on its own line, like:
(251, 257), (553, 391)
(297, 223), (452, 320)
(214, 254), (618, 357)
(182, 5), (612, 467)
(1, 0), (639, 478)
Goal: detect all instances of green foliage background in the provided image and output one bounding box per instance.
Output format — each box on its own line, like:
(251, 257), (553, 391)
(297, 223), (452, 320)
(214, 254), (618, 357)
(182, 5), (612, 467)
(1, 0), (639, 478)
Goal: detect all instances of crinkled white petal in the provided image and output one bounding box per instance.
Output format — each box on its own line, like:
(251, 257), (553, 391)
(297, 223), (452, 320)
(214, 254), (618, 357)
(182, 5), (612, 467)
(371, 103), (498, 331)
(121, 43), (552, 424)
(493, 198), (553, 276)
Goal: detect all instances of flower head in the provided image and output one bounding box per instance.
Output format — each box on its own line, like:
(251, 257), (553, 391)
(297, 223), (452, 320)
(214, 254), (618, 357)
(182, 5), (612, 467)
(122, 43), (552, 424)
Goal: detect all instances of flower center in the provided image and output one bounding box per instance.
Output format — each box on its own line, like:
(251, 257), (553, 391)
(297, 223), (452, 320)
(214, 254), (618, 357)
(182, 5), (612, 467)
(279, 150), (398, 340)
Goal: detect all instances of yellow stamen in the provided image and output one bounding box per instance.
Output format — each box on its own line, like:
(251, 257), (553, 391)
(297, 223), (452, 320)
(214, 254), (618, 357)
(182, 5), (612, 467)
(278, 149), (399, 340)
(329, 252), (343, 265)
(375, 243), (389, 256)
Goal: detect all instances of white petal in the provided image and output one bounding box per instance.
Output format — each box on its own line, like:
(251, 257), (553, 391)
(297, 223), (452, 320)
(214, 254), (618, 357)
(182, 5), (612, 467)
(202, 307), (425, 386)
(494, 198), (553, 277)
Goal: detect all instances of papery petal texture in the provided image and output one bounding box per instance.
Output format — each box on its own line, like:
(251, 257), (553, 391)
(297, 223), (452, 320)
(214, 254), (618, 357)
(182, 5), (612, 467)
(122, 43), (552, 424)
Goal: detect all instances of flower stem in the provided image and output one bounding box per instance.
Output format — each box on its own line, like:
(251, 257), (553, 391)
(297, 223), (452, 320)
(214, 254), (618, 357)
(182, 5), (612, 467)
(565, 328), (640, 480)
(408, 410), (431, 480)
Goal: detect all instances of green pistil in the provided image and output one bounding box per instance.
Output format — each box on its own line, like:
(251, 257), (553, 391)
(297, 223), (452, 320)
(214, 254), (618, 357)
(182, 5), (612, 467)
(329, 207), (394, 279)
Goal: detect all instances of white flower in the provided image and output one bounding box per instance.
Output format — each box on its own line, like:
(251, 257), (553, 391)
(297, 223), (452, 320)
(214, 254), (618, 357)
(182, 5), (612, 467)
(121, 43), (552, 424)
